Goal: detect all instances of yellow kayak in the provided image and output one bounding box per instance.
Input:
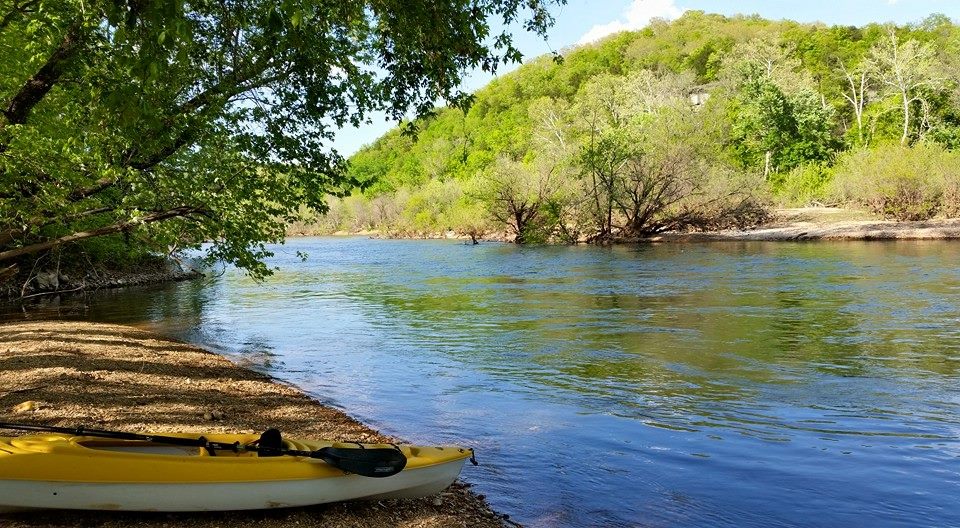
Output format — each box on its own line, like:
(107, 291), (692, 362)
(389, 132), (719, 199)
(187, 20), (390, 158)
(0, 432), (473, 511)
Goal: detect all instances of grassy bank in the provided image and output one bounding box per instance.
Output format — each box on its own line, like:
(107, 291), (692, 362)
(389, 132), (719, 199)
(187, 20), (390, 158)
(0, 321), (505, 528)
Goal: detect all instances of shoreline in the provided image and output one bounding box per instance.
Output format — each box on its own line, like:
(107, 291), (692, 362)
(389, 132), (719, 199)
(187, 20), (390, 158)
(644, 217), (960, 242)
(0, 321), (507, 528)
(288, 210), (960, 244)
(2, 261), (203, 303)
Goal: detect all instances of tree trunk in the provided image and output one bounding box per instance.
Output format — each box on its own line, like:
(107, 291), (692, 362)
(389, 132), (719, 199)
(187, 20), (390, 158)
(901, 90), (911, 145)
(855, 112), (863, 144)
(513, 209), (526, 244)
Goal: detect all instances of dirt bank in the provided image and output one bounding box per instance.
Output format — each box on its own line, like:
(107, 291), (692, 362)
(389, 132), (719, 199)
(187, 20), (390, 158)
(0, 321), (507, 528)
(646, 208), (960, 242)
(2, 259), (202, 303)
(289, 208), (960, 245)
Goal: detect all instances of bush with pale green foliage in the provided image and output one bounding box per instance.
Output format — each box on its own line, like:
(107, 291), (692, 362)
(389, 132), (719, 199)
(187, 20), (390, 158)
(773, 163), (834, 207)
(831, 144), (960, 221)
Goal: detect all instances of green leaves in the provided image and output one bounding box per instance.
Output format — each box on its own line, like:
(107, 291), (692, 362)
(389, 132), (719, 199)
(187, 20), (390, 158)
(725, 38), (837, 176)
(0, 0), (565, 278)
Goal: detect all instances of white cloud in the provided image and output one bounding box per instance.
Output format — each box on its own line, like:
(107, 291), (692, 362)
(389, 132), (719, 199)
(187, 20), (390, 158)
(578, 0), (686, 45)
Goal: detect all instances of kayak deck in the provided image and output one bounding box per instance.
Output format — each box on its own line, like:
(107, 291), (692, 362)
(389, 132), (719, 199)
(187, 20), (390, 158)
(0, 433), (473, 511)
(81, 443), (209, 456)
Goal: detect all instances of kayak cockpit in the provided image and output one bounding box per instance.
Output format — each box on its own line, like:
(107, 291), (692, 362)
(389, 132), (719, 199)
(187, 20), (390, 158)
(76, 439), (284, 457)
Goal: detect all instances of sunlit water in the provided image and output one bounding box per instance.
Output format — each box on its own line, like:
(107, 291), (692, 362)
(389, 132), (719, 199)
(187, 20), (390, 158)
(4, 238), (960, 527)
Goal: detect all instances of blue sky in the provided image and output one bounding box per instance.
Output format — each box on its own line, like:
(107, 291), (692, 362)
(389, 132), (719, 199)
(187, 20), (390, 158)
(332, 0), (960, 155)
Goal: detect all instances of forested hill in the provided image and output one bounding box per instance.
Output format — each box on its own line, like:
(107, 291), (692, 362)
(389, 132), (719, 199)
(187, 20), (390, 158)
(308, 11), (960, 242)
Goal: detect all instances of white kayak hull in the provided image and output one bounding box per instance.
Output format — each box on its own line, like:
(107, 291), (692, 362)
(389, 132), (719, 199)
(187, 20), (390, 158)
(0, 458), (466, 512)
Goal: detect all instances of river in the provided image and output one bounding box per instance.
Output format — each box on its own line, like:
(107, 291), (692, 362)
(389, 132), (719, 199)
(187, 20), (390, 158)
(4, 238), (960, 527)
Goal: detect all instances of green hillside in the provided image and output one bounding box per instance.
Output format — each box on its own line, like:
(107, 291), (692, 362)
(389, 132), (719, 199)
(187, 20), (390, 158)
(307, 11), (960, 242)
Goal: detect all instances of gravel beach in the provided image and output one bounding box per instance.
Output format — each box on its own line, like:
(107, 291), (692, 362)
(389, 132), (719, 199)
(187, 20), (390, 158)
(0, 321), (508, 528)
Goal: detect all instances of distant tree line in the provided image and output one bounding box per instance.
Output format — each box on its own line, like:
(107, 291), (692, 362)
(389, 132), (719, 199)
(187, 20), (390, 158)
(321, 11), (960, 243)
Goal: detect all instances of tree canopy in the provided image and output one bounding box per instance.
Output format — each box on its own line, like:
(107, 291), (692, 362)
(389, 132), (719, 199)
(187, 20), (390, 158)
(0, 0), (563, 280)
(333, 11), (960, 242)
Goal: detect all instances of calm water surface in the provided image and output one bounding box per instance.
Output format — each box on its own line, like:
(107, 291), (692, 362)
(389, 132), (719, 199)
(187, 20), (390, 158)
(5, 238), (960, 527)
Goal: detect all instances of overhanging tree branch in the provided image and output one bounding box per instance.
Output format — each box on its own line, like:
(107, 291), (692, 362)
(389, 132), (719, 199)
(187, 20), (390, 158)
(0, 206), (201, 263)
(0, 0), (40, 32)
(68, 176), (116, 201)
(1, 21), (83, 129)
(63, 83), (258, 201)
(0, 0), (565, 277)
(123, 64), (284, 172)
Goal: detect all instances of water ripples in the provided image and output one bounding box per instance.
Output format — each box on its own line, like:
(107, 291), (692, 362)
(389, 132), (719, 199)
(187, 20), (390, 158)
(5, 238), (960, 527)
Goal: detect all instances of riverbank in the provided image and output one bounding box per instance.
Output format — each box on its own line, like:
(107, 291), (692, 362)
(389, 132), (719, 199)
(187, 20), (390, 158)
(0, 321), (506, 528)
(645, 207), (960, 242)
(1, 259), (203, 303)
(289, 207), (960, 243)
